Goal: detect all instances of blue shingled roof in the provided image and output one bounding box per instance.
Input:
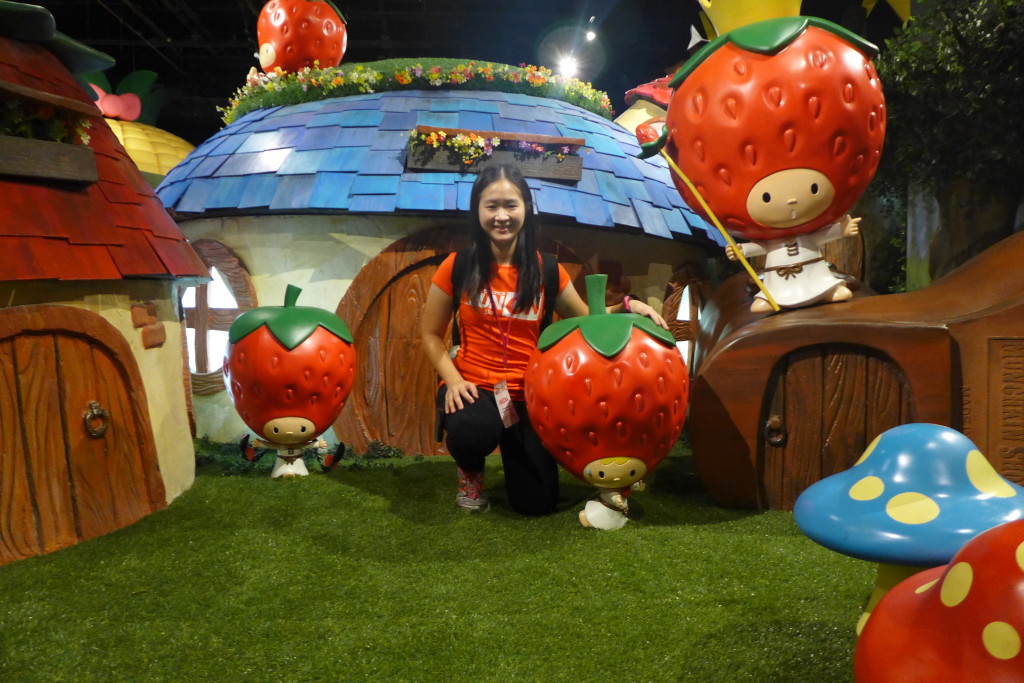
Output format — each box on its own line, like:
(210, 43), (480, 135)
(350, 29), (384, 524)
(156, 90), (720, 245)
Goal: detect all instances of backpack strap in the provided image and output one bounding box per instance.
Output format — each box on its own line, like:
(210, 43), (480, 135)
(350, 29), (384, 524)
(539, 251), (558, 332)
(449, 249), (559, 347)
(450, 249), (470, 347)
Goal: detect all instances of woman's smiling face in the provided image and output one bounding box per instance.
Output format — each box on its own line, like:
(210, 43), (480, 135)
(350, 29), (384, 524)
(478, 178), (526, 253)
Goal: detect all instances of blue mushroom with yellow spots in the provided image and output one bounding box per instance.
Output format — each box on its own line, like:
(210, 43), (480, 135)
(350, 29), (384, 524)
(794, 423), (1024, 633)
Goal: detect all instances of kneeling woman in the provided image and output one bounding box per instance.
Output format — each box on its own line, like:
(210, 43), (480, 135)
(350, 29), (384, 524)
(421, 163), (666, 515)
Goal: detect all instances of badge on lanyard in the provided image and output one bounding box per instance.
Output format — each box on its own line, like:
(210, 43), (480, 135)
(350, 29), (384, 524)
(486, 283), (520, 429)
(494, 379), (519, 428)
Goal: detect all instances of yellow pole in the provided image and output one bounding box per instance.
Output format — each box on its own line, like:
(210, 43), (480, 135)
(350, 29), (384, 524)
(659, 149), (781, 312)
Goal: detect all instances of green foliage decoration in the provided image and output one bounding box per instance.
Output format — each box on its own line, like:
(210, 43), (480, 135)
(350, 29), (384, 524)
(219, 57), (614, 125)
(0, 98), (91, 144)
(874, 0), (1024, 190)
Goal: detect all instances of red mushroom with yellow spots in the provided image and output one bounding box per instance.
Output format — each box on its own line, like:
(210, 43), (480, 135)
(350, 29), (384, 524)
(854, 518), (1024, 680)
(794, 423), (1024, 633)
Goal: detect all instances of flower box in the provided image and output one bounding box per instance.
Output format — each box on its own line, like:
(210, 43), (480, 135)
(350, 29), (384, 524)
(406, 126), (585, 182)
(0, 135), (97, 184)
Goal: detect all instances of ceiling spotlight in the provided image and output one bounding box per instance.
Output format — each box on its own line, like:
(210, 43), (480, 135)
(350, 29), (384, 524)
(585, 30), (596, 41)
(558, 55), (578, 78)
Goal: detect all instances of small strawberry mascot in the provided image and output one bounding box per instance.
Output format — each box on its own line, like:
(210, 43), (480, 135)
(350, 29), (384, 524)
(224, 285), (356, 477)
(642, 15), (886, 313)
(525, 275), (689, 529)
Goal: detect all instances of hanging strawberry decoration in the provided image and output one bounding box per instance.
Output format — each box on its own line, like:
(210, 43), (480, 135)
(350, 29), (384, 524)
(524, 275), (689, 527)
(224, 284), (356, 455)
(257, 0), (348, 73)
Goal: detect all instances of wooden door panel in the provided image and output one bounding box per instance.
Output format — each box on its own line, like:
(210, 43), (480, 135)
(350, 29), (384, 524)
(762, 345), (909, 509)
(1, 305), (166, 565)
(0, 338), (39, 563)
(823, 351), (868, 474)
(780, 348), (824, 509)
(349, 294), (385, 448)
(383, 267), (438, 455)
(86, 340), (153, 522)
(865, 354), (908, 444)
(762, 364), (786, 511)
(13, 334), (77, 552)
(59, 334), (152, 538)
(58, 334), (121, 539)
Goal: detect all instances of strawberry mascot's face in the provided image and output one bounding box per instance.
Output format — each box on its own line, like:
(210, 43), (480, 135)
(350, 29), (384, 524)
(659, 17), (886, 242)
(224, 285), (356, 445)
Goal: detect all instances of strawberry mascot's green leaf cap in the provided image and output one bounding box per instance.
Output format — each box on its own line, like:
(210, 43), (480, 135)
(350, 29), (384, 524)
(229, 284), (353, 349)
(224, 284), (357, 440)
(538, 274), (676, 356)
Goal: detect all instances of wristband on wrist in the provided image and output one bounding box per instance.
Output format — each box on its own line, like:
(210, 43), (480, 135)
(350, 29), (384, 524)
(622, 295), (632, 313)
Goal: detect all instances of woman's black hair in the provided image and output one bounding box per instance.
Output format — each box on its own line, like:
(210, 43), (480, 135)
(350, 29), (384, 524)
(458, 163), (541, 314)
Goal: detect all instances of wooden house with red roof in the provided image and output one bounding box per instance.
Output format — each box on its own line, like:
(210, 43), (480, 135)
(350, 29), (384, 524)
(0, 3), (208, 565)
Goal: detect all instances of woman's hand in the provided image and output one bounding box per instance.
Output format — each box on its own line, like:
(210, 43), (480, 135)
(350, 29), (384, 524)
(628, 298), (669, 330)
(445, 380), (479, 413)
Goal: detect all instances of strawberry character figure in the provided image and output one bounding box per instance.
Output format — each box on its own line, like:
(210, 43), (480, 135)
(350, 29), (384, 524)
(224, 284), (356, 477)
(644, 17), (886, 313)
(257, 0), (348, 74)
(524, 275), (689, 529)
(578, 458), (649, 530)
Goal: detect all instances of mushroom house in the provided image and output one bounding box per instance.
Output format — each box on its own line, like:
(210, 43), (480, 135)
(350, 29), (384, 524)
(794, 423), (1024, 632)
(0, 4), (208, 565)
(156, 59), (720, 458)
(854, 519), (1024, 681)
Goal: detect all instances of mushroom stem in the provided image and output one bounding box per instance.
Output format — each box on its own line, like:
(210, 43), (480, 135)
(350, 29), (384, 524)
(857, 562), (928, 635)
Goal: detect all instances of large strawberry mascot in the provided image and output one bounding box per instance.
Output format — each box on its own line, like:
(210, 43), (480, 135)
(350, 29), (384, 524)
(525, 275), (689, 529)
(224, 285), (356, 478)
(642, 16), (886, 314)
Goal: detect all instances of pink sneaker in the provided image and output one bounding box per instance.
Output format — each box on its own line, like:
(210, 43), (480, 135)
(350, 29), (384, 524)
(456, 467), (490, 512)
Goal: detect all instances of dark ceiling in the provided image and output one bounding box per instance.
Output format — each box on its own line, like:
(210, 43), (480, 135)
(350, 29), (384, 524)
(39, 1), (899, 146)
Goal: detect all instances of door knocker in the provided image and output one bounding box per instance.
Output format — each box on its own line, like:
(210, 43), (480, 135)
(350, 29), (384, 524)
(764, 414), (787, 447)
(84, 401), (109, 438)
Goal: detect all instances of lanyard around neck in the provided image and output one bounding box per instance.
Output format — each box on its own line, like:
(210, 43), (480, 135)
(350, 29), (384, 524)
(484, 280), (515, 369)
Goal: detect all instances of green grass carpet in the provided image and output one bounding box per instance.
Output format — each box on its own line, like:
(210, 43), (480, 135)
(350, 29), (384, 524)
(0, 443), (872, 681)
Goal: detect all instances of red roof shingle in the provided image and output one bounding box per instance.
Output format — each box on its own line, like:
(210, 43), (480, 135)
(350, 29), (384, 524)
(0, 33), (207, 283)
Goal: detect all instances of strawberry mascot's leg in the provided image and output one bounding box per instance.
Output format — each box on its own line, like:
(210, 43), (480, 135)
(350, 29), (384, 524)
(321, 442), (346, 472)
(239, 433), (261, 463)
(580, 487), (631, 530)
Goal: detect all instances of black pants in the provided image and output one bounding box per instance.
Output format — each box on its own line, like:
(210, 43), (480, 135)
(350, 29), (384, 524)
(437, 385), (559, 516)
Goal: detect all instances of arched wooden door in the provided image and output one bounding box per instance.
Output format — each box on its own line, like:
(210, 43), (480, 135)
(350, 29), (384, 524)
(333, 226), (587, 457)
(0, 305), (165, 565)
(759, 344), (912, 510)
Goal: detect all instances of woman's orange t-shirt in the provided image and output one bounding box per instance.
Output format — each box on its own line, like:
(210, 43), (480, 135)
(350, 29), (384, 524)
(432, 252), (570, 401)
